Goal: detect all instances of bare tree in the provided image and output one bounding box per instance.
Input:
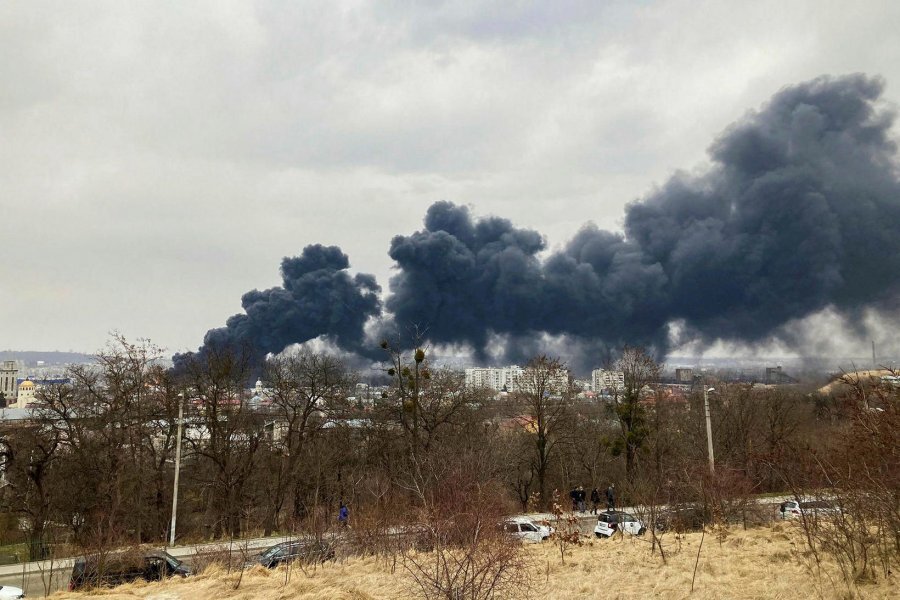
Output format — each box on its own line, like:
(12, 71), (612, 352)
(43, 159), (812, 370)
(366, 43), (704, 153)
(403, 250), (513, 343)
(261, 350), (350, 531)
(181, 344), (263, 539)
(509, 355), (571, 509)
(0, 409), (63, 560)
(610, 346), (658, 483)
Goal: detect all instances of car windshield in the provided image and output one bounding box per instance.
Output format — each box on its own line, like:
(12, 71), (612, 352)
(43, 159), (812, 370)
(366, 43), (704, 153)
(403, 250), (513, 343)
(164, 554), (182, 569)
(261, 545), (285, 559)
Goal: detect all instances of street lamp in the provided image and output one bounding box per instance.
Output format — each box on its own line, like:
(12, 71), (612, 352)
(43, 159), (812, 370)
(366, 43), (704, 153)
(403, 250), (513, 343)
(169, 392), (185, 547)
(703, 387), (716, 475)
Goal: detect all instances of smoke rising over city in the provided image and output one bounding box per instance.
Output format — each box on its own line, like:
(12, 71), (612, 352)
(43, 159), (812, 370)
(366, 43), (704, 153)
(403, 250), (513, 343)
(181, 245), (382, 366)
(181, 75), (900, 367)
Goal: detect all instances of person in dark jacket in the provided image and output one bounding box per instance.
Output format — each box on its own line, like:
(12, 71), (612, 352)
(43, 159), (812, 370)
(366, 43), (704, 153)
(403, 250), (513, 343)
(576, 486), (587, 513)
(590, 488), (601, 514)
(338, 503), (349, 527)
(569, 487), (579, 512)
(606, 484), (616, 511)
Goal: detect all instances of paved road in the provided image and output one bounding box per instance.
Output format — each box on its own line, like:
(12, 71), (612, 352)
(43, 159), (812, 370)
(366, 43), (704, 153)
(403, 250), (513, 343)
(0, 496), (790, 596)
(0, 534), (296, 596)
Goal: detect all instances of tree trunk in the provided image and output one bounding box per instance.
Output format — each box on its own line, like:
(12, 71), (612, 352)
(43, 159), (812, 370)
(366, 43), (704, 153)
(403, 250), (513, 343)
(626, 442), (637, 484)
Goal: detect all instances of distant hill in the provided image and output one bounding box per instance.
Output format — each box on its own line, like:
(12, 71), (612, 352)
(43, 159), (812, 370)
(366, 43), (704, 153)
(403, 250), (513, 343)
(0, 351), (95, 366)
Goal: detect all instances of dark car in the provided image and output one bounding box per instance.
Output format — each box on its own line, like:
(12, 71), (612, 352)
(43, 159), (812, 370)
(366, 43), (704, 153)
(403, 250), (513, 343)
(254, 540), (335, 569)
(69, 550), (191, 590)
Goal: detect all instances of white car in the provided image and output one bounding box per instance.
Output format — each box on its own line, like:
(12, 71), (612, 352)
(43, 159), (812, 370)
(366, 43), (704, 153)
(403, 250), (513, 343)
(594, 511), (645, 538)
(502, 517), (551, 542)
(779, 500), (841, 520)
(0, 584), (24, 599)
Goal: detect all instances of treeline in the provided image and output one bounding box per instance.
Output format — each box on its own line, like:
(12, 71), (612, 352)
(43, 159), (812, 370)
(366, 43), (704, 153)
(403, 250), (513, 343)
(0, 336), (895, 585)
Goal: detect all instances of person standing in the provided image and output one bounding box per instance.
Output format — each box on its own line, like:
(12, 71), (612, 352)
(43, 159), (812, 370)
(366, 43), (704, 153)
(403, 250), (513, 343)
(338, 503), (349, 528)
(569, 487), (579, 512)
(590, 487), (601, 514)
(576, 486), (587, 513)
(606, 484), (616, 511)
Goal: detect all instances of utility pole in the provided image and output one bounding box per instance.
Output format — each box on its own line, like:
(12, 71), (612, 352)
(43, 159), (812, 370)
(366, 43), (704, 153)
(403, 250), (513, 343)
(703, 386), (716, 475)
(169, 393), (185, 546)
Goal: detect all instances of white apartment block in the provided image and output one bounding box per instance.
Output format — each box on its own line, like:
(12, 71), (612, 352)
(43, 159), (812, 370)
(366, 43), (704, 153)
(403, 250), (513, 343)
(465, 365), (523, 392)
(466, 365), (569, 394)
(591, 369), (625, 393)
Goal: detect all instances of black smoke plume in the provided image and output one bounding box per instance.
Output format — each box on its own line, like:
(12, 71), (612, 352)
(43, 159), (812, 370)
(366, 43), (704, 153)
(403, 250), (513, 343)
(184, 75), (900, 367)
(175, 244), (381, 367)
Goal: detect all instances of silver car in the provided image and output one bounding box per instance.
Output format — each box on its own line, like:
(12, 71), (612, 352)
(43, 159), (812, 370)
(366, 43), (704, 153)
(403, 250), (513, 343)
(502, 518), (550, 542)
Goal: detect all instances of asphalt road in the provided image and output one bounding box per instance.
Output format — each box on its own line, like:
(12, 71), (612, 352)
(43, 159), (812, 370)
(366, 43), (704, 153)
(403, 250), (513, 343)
(0, 534), (295, 596)
(0, 513), (620, 596)
(0, 498), (788, 597)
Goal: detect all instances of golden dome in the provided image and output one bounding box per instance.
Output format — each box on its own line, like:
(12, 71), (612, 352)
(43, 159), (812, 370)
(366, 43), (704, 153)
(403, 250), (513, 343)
(19, 380), (34, 389)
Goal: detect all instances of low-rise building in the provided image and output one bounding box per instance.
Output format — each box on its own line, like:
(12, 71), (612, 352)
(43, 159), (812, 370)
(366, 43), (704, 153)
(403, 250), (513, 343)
(14, 379), (36, 408)
(675, 368), (694, 383)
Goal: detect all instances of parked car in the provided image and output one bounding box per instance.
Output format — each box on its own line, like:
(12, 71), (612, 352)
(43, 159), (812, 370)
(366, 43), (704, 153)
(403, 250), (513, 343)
(779, 500), (841, 520)
(655, 506), (706, 532)
(69, 549), (191, 590)
(594, 511), (645, 538)
(253, 540), (335, 568)
(0, 585), (24, 599)
(501, 517), (551, 542)
(511, 516), (555, 537)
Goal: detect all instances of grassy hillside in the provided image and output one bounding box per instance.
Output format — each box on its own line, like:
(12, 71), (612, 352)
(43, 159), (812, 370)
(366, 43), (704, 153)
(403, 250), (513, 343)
(818, 369), (894, 395)
(49, 524), (896, 599)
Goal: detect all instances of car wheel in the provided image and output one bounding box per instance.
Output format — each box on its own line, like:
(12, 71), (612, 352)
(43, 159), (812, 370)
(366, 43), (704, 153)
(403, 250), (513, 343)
(595, 532), (604, 539)
(638, 527), (646, 535)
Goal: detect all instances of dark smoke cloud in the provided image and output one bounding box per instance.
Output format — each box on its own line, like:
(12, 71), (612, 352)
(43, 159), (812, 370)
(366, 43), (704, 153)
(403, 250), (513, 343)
(176, 244), (380, 367)
(386, 74), (900, 361)
(626, 74), (900, 345)
(185, 74), (900, 368)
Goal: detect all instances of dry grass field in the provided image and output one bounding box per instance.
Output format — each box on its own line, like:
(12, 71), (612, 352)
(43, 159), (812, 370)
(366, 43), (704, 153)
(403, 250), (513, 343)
(49, 523), (896, 600)
(817, 369), (893, 396)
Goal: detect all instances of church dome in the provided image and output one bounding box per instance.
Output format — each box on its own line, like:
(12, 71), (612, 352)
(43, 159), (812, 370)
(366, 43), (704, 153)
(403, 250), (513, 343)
(19, 380), (34, 389)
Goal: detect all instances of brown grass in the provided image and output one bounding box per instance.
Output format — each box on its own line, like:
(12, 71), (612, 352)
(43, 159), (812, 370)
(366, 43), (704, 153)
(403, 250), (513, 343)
(48, 525), (896, 599)
(818, 369), (893, 395)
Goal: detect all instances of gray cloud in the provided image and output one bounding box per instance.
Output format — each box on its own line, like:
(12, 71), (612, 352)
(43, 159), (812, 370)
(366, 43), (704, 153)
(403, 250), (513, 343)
(2, 1), (900, 359)
(188, 75), (900, 372)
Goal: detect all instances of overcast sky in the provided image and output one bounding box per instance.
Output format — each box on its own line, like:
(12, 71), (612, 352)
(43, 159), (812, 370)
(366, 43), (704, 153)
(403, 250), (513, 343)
(2, 0), (899, 356)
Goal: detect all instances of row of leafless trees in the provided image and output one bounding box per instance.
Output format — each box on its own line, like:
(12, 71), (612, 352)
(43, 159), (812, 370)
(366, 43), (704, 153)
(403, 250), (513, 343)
(0, 335), (895, 593)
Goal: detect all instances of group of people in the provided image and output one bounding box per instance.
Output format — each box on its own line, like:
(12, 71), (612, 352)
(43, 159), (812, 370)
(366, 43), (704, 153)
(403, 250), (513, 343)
(570, 484), (616, 514)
